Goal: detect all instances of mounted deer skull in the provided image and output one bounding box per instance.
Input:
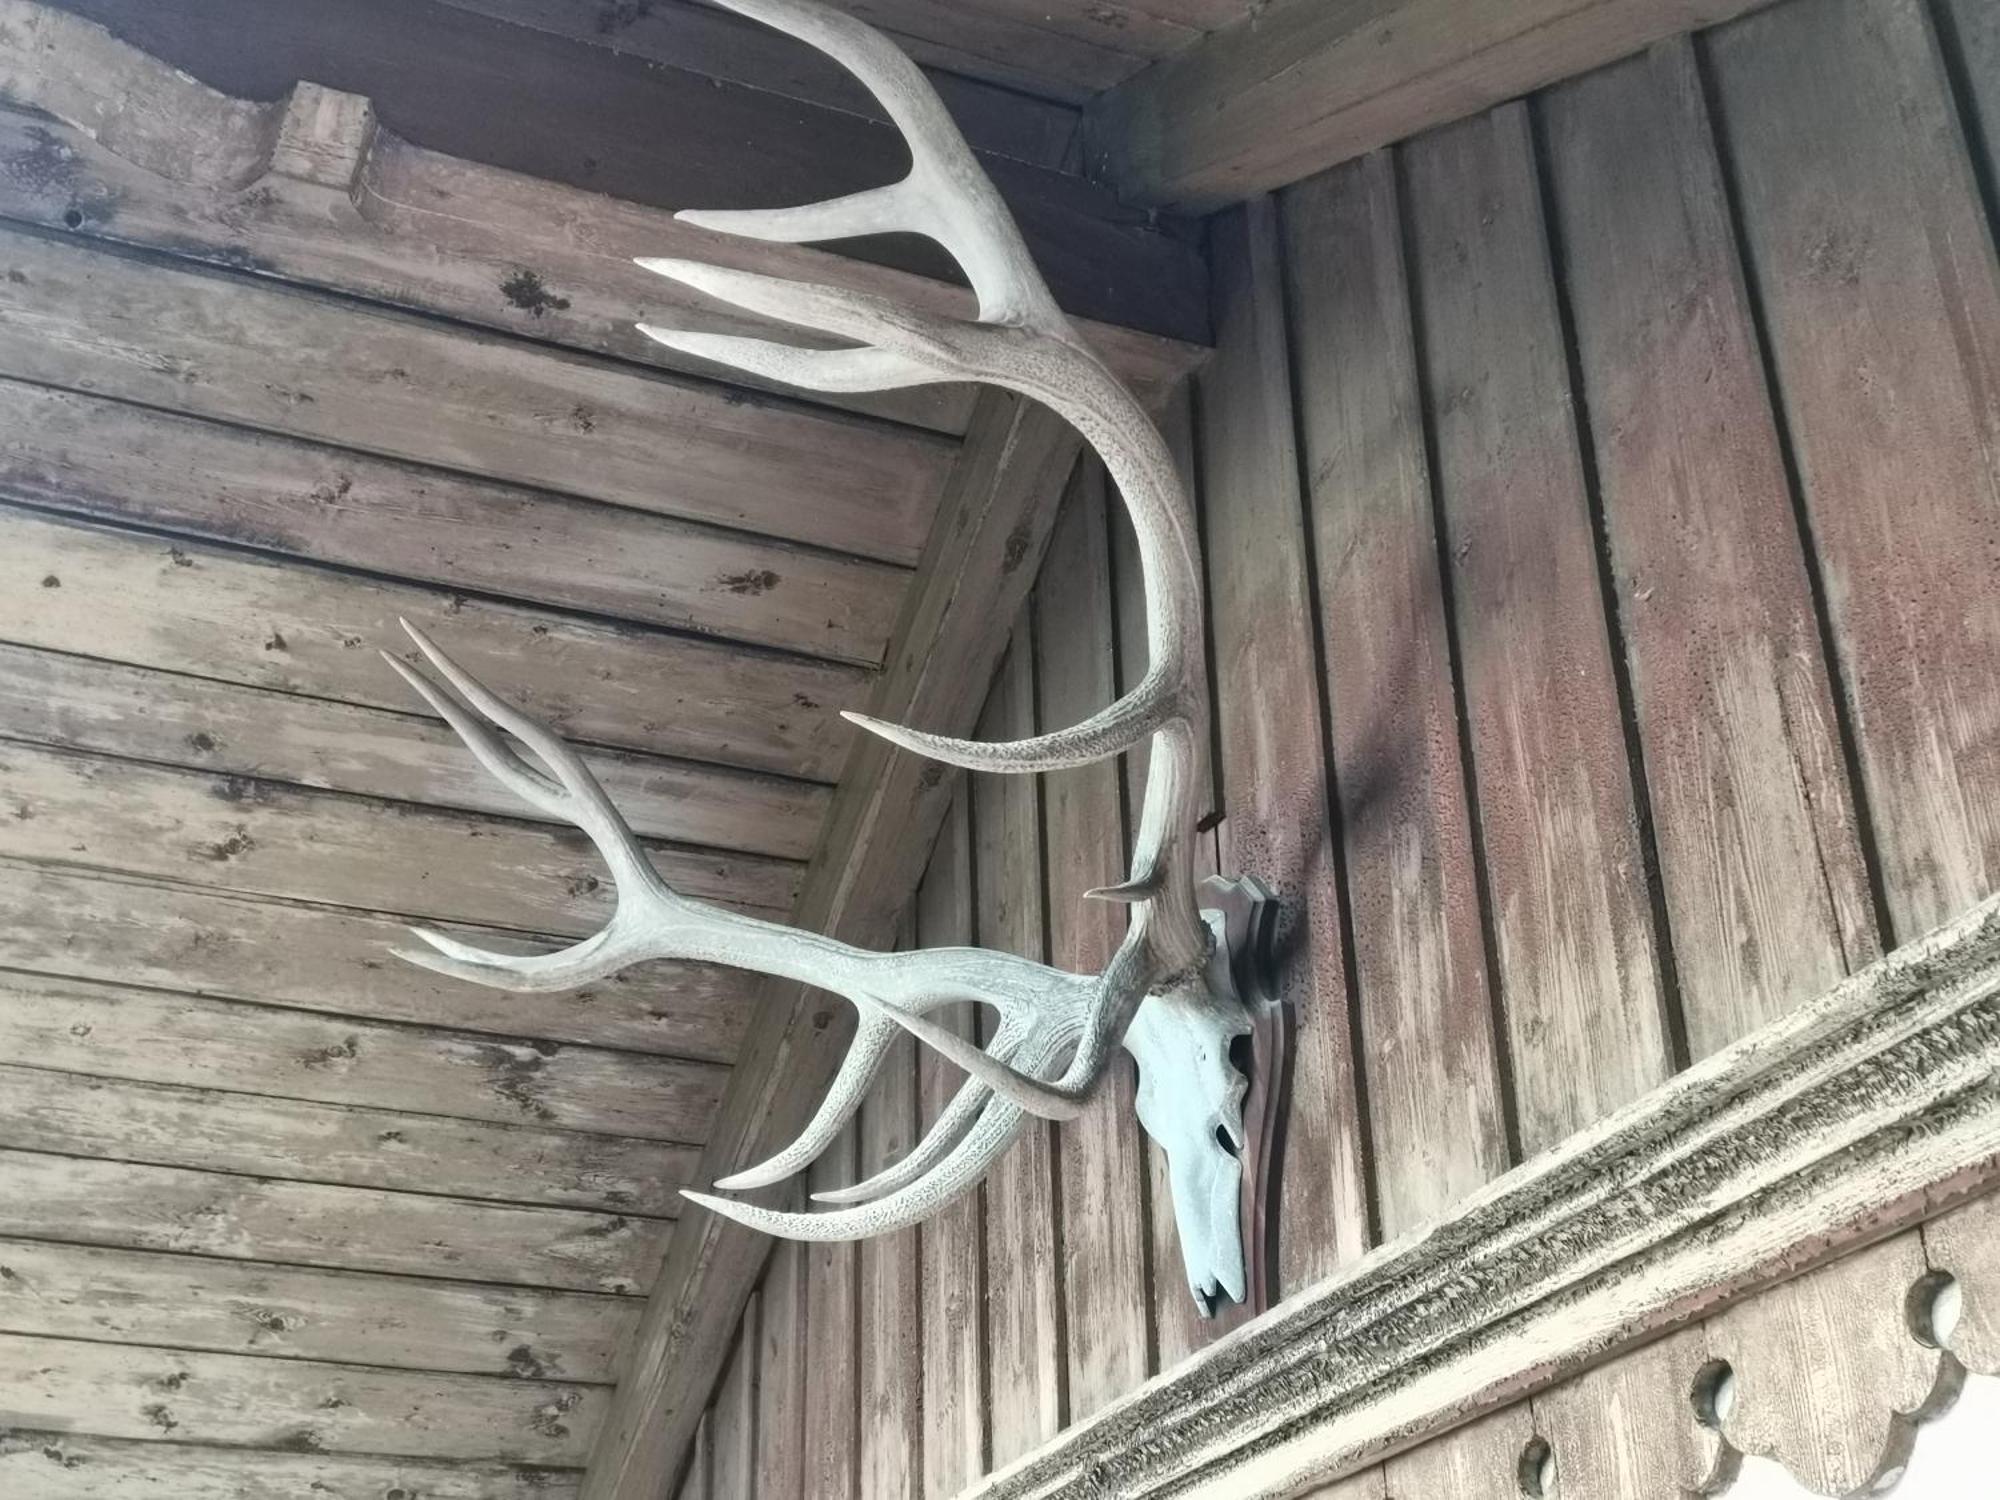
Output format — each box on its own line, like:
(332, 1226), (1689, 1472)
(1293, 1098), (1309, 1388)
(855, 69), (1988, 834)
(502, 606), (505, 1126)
(384, 0), (1276, 1312)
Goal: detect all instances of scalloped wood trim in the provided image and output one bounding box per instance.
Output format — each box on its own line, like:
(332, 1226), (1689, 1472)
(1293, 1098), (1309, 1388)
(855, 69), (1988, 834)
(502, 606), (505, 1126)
(968, 890), (2000, 1498)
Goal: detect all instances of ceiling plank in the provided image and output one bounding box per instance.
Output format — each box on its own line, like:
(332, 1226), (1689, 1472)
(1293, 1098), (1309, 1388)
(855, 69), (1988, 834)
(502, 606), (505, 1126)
(1084, 0), (1782, 212)
(0, 382), (908, 669)
(0, 1330), (606, 1465)
(0, 971), (729, 1146)
(0, 226), (951, 567)
(0, 1433), (582, 1500)
(584, 389), (1084, 1499)
(0, 645), (828, 860)
(0, 509), (867, 782)
(0, 860), (756, 1062)
(20, 0), (1208, 344)
(0, 1237), (632, 1381)
(0, 1149), (672, 1293)
(0, 1063), (697, 1216)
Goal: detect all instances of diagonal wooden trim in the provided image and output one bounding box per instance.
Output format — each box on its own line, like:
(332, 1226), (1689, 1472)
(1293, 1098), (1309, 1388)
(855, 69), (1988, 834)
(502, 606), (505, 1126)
(1083, 0), (1782, 213)
(583, 390), (1085, 1500)
(966, 889), (2000, 1497)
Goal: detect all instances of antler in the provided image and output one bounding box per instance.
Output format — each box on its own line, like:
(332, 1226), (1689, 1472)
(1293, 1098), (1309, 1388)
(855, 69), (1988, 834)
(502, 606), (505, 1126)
(387, 0), (1232, 1257)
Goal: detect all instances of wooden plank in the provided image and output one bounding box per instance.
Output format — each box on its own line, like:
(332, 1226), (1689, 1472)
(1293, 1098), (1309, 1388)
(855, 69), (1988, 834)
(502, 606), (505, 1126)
(0, 507), (865, 781)
(0, 1330), (605, 1464)
(914, 786), (986, 1498)
(1380, 1403), (1533, 1500)
(0, 1431), (580, 1500)
(0, 380), (906, 667)
(974, 619), (1066, 1466)
(0, 742), (799, 930)
(1541, 38), (1879, 1055)
(1084, 0), (1779, 212)
(1921, 1190), (2000, 1375)
(858, 1015), (922, 1500)
(1200, 199), (1370, 1288)
(1708, 0), (2000, 938)
(0, 1063), (695, 1215)
(23, 0), (1209, 344)
(1035, 465), (1151, 1416)
(1705, 1233), (1947, 1494)
(686, 1417), (713, 1500)
(710, 1299), (757, 1500)
(1939, 0), (2000, 183)
(1403, 104), (1670, 1155)
(1280, 150), (1510, 1236)
(583, 393), (1082, 1498)
(434, 0), (1082, 170)
(0, 1149), (671, 1294)
(959, 892), (2000, 1499)
(0, 860), (753, 1063)
(802, 1126), (860, 1500)
(0, 971), (728, 1145)
(0, 643), (827, 860)
(0, 226), (950, 566)
(1528, 1330), (1726, 1496)
(0, 1237), (631, 1381)
(755, 1240), (807, 1500)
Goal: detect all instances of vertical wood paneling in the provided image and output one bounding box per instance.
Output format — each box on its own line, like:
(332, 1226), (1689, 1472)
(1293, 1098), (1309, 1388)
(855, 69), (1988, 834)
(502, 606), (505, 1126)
(1530, 1331), (1724, 1496)
(710, 1304), (757, 1499)
(973, 620), (1066, 1464)
(1035, 466), (1152, 1415)
(1541, 38), (1879, 1056)
(1708, 0), (2000, 938)
(755, 1242), (805, 1500)
(916, 786), (988, 1498)
(679, 1415), (712, 1500)
(1282, 149), (1510, 1235)
(802, 1128), (859, 1500)
(858, 1024), (923, 1500)
(1381, 1404), (1536, 1499)
(1402, 102), (1673, 1154)
(1201, 197), (1372, 1289)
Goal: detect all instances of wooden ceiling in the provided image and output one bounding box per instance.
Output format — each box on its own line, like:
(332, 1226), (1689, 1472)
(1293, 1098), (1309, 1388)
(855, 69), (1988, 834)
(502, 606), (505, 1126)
(0, 0), (1200, 1492)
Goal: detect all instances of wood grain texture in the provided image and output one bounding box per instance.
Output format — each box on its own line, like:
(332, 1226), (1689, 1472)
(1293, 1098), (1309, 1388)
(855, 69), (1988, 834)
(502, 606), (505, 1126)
(0, 1237), (632, 1381)
(1528, 1329), (1726, 1496)
(0, 1431), (580, 1500)
(915, 785), (987, 1499)
(962, 892), (2000, 1497)
(0, 1330), (605, 1464)
(803, 1127), (860, 1500)
(1281, 150), (1509, 1237)
(1543, 38), (1879, 1056)
(0, 742), (798, 929)
(0, 971), (727, 1146)
(0, 507), (866, 781)
(974, 621), (1065, 1467)
(584, 395), (1082, 1500)
(755, 1240), (807, 1500)
(1035, 466), (1151, 1417)
(1707, 0), (2000, 939)
(1380, 1402), (1533, 1500)
(0, 225), (950, 565)
(0, 861), (754, 1063)
(0, 379), (907, 667)
(0, 1063), (695, 1215)
(1706, 1233), (1949, 1494)
(1921, 1190), (2000, 1376)
(23, 0), (1209, 343)
(0, 1148), (673, 1294)
(710, 1302), (757, 1500)
(1403, 103), (1670, 1154)
(0, 642), (826, 861)
(1201, 199), (1370, 1288)
(859, 1025), (923, 1500)
(1085, 0), (1777, 211)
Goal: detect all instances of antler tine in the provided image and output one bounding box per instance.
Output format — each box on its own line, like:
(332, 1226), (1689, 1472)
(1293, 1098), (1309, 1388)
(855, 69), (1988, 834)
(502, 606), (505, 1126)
(636, 329), (937, 393)
(711, 1009), (904, 1191)
(391, 923), (644, 994)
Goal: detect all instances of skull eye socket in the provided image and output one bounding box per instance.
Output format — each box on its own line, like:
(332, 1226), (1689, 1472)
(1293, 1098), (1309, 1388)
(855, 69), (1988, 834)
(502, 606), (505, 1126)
(1213, 1124), (1240, 1159)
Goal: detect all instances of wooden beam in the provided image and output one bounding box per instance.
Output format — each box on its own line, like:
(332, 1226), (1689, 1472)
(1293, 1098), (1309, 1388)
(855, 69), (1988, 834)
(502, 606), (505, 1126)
(20, 0), (1208, 347)
(1084, 0), (1782, 212)
(582, 391), (1084, 1499)
(964, 890), (2000, 1497)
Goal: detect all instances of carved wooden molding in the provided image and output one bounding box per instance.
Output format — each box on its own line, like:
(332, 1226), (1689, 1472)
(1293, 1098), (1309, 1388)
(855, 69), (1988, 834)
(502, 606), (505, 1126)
(968, 890), (2000, 1499)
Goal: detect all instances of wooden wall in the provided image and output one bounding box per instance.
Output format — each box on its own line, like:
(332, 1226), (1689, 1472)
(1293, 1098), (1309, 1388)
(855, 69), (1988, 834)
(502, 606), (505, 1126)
(666, 0), (2000, 1492)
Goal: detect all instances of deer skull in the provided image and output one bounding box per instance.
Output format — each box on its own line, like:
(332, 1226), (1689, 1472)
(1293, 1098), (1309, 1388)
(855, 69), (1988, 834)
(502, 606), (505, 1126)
(382, 0), (1274, 1312)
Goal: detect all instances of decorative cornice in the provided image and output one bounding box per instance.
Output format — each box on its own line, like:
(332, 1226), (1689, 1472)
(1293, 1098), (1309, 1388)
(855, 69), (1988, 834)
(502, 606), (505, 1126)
(969, 892), (2000, 1498)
